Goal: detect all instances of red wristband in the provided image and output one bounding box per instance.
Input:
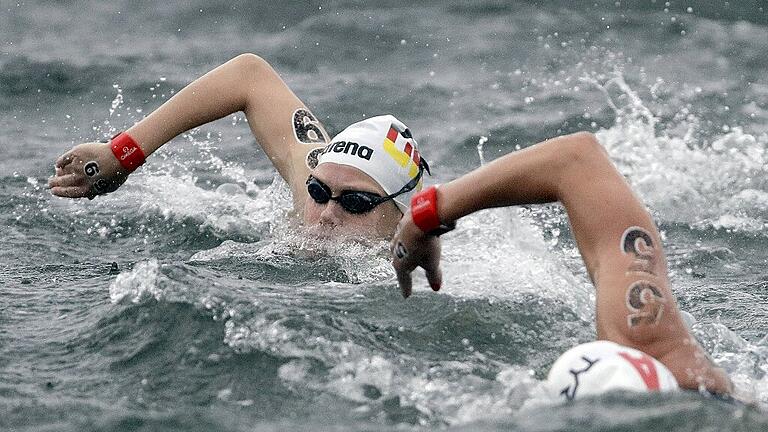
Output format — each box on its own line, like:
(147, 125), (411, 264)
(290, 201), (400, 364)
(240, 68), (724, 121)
(411, 186), (443, 232)
(110, 132), (146, 172)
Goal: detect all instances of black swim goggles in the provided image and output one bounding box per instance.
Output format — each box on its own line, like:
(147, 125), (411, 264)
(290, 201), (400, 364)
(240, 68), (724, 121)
(306, 160), (430, 215)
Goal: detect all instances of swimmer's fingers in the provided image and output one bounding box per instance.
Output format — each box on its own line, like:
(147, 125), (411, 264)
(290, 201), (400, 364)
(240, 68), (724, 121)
(391, 243), (415, 298)
(54, 142), (113, 175)
(55, 152), (75, 169)
(395, 267), (414, 299)
(54, 151), (87, 179)
(50, 142), (129, 199)
(413, 235), (442, 292)
(49, 155), (89, 193)
(391, 211), (444, 297)
(425, 269), (442, 292)
(391, 217), (417, 298)
(391, 241), (414, 298)
(392, 242), (441, 297)
(50, 185), (91, 198)
(48, 173), (85, 189)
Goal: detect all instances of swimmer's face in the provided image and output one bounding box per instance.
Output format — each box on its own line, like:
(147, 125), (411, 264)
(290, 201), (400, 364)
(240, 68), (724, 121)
(302, 163), (402, 238)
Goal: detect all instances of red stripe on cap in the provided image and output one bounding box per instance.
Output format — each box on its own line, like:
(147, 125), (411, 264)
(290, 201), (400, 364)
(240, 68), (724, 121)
(404, 142), (413, 157)
(618, 352), (660, 390)
(386, 127), (398, 143)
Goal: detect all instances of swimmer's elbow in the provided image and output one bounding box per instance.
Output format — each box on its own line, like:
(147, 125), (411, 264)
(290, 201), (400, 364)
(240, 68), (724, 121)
(555, 131), (613, 188)
(564, 132), (608, 168)
(230, 53), (272, 75)
(227, 53), (281, 108)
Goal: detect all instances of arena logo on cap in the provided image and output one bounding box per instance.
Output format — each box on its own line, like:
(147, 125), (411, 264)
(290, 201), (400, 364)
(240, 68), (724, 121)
(322, 140), (374, 160)
(383, 125), (421, 178)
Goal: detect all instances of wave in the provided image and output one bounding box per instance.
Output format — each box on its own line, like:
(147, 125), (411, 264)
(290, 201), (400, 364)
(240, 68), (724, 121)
(0, 56), (121, 98)
(73, 250), (768, 427)
(445, 0), (768, 26)
(96, 254), (594, 425)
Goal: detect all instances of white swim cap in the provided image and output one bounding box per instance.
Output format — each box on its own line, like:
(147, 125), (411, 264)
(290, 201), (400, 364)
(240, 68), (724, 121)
(316, 115), (426, 212)
(545, 341), (679, 402)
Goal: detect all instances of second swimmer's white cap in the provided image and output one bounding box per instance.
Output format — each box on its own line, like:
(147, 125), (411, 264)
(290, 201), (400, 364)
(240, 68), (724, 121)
(316, 115), (426, 212)
(545, 341), (679, 402)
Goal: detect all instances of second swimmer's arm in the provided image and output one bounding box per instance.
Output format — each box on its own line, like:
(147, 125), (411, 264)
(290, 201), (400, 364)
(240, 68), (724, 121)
(393, 132), (731, 394)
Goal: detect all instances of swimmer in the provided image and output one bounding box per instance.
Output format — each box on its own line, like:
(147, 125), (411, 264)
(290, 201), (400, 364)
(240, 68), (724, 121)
(48, 54), (427, 238)
(390, 132), (733, 399)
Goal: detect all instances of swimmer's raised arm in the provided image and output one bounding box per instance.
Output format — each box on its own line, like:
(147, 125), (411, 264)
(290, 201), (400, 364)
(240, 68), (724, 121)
(391, 131), (731, 395)
(49, 54), (329, 206)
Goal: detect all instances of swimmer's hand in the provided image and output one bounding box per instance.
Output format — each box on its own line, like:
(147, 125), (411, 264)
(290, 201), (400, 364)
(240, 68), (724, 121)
(390, 211), (443, 298)
(48, 142), (128, 199)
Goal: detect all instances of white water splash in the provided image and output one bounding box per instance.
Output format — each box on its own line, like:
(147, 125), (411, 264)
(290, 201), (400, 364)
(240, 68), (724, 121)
(191, 232), (394, 285)
(440, 207), (595, 322)
(691, 320), (768, 407)
(584, 74), (768, 233)
(109, 259), (162, 303)
(477, 135), (489, 165)
(108, 83), (123, 118)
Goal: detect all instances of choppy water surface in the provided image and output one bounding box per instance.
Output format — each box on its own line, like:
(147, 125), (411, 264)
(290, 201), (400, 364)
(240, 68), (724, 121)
(2, 1), (768, 431)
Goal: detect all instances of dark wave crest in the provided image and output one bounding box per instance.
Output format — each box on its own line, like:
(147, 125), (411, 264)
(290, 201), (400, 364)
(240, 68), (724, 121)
(0, 56), (120, 97)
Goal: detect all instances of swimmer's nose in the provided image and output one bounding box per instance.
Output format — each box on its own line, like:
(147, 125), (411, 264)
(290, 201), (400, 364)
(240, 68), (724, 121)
(318, 201), (344, 227)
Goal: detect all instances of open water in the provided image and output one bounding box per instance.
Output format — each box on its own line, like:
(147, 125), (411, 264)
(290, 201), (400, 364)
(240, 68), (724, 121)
(1, 1), (768, 430)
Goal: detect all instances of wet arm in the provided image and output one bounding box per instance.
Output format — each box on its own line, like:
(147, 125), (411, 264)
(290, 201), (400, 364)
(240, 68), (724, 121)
(51, 54), (327, 202)
(431, 132), (731, 393)
(127, 53), (324, 183)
